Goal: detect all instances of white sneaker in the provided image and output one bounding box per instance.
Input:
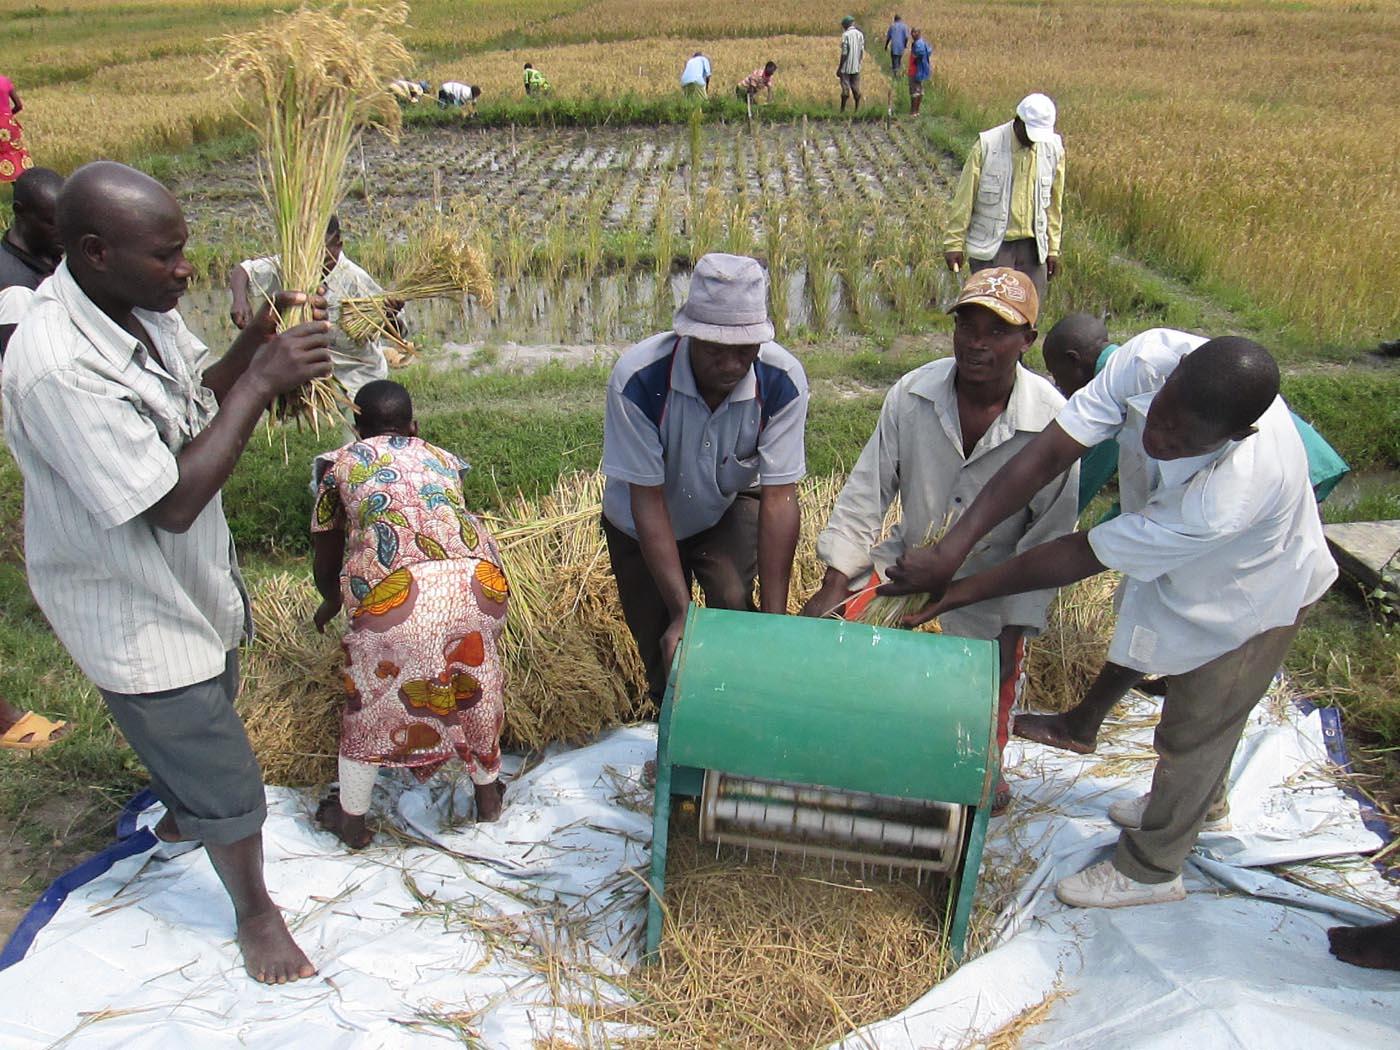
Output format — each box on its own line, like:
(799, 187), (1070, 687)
(1107, 792), (1231, 832)
(1055, 860), (1186, 909)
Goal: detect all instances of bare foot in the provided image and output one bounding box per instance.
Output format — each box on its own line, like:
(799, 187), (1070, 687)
(475, 780), (507, 822)
(237, 908), (317, 984)
(315, 793), (373, 850)
(1328, 917), (1400, 970)
(1014, 713), (1098, 755)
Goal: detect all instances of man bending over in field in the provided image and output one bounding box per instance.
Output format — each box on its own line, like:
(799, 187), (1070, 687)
(878, 331), (1336, 909)
(601, 253), (808, 713)
(799, 268), (1078, 814)
(1014, 313), (1350, 767)
(230, 214), (395, 398)
(2, 161), (335, 981)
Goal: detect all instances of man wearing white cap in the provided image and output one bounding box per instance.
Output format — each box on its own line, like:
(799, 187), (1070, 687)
(601, 253), (809, 703)
(944, 93), (1065, 301)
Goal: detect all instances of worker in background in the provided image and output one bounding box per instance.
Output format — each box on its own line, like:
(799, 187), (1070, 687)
(680, 51), (712, 99)
(438, 81), (483, 113)
(601, 253), (808, 708)
(0, 169), (68, 753)
(736, 62), (778, 105)
(3, 161), (334, 981)
(906, 28), (932, 116)
(388, 79), (430, 104)
(944, 93), (1065, 302)
(523, 63), (551, 97)
(799, 268), (1078, 814)
(878, 329), (1337, 910)
(1011, 312), (1349, 763)
(229, 214), (392, 399)
(1, 167), (64, 357)
(838, 16), (865, 112)
(884, 14), (910, 75)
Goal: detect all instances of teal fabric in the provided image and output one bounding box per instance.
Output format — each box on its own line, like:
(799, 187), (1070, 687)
(1076, 345), (1120, 513)
(1074, 343), (1348, 519)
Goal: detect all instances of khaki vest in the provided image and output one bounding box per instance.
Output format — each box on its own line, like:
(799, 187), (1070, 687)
(964, 121), (1064, 263)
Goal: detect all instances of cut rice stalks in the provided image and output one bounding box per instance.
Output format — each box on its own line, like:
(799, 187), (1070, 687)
(217, 1), (411, 435)
(340, 224), (496, 344)
(611, 813), (955, 1050)
(851, 511), (952, 633)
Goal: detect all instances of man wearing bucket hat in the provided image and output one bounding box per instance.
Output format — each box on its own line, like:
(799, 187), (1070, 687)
(601, 253), (809, 705)
(944, 93), (1066, 301)
(800, 267), (1078, 813)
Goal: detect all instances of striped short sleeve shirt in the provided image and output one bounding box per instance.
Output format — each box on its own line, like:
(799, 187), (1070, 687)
(1, 261), (249, 694)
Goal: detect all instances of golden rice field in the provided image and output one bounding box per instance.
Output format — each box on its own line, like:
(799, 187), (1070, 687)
(3, 0), (1397, 344)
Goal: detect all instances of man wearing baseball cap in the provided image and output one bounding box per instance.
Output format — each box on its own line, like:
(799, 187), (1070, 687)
(944, 93), (1066, 301)
(800, 267), (1078, 813)
(878, 323), (1335, 909)
(601, 253), (809, 705)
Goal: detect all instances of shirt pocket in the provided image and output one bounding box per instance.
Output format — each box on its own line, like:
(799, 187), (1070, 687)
(977, 173), (1004, 205)
(717, 449), (760, 495)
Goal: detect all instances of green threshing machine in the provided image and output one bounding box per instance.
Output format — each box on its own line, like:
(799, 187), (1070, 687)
(646, 604), (1001, 961)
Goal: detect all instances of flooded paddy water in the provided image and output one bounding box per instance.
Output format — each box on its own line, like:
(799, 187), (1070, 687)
(175, 119), (963, 348)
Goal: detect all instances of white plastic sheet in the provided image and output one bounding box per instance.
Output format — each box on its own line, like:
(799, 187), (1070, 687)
(1, 701), (1395, 1049)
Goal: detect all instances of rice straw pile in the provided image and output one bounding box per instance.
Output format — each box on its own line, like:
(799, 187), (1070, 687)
(613, 812), (954, 1049)
(217, 1), (410, 433)
(1022, 572), (1120, 713)
(236, 473), (1121, 784)
(340, 223), (496, 344)
(238, 471), (646, 784)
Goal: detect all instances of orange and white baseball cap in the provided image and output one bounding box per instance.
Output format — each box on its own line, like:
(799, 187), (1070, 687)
(949, 267), (1040, 327)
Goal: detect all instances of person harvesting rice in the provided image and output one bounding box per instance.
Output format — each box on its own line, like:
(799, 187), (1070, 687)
(798, 268), (1078, 814)
(230, 215), (397, 399)
(310, 380), (510, 849)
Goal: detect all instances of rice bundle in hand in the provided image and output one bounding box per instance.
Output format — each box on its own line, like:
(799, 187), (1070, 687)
(853, 513), (951, 632)
(217, 1), (411, 433)
(340, 224), (496, 344)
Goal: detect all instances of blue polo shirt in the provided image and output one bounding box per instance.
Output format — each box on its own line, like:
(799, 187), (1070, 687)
(602, 332), (809, 539)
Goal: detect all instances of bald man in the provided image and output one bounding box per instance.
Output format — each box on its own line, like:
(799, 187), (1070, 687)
(2, 161), (334, 983)
(0, 166), (64, 357)
(878, 331), (1336, 909)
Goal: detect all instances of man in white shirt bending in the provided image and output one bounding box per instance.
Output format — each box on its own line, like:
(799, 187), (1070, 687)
(877, 329), (1336, 909)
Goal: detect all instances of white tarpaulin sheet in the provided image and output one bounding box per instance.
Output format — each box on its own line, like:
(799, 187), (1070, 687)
(2, 699), (1396, 1048)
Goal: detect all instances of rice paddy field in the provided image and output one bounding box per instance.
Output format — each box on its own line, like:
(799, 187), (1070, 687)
(2, 0), (1399, 1042)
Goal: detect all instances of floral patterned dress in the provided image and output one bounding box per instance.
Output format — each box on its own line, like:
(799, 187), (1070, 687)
(312, 435), (510, 783)
(0, 77), (33, 184)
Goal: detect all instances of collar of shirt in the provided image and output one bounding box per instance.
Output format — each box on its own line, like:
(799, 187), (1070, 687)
(44, 261), (211, 441)
(909, 360), (1060, 461)
(669, 335), (758, 408)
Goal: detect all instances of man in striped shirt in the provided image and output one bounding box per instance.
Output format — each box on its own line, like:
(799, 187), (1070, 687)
(2, 162), (334, 984)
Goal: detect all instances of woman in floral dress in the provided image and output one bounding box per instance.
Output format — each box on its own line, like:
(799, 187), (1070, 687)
(0, 76), (35, 183)
(311, 380), (509, 848)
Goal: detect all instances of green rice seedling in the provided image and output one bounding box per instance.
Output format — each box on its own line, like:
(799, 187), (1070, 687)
(686, 106), (703, 204)
(502, 207), (530, 289)
(582, 196), (606, 279)
(654, 182), (676, 290)
(687, 186), (724, 265)
(722, 192), (756, 258)
(762, 194), (792, 341)
(539, 201), (572, 283)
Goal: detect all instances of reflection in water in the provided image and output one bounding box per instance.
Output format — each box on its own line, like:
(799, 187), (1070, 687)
(178, 267), (872, 350)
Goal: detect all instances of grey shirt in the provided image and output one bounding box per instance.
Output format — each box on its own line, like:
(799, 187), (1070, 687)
(2, 262), (249, 693)
(602, 331), (809, 540)
(817, 358), (1078, 640)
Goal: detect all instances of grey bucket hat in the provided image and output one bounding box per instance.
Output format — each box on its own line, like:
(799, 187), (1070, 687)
(673, 253), (775, 345)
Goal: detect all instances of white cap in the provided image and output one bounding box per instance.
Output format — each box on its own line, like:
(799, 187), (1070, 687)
(1015, 93), (1057, 143)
